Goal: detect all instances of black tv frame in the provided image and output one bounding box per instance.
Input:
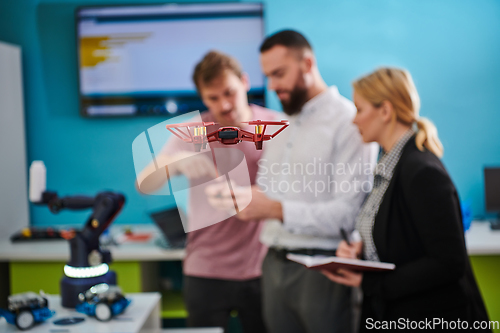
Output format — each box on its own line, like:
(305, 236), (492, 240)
(75, 2), (266, 118)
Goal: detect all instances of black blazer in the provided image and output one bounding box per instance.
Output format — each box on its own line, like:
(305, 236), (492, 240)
(360, 137), (490, 331)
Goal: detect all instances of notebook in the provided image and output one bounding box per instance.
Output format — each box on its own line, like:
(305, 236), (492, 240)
(287, 253), (395, 273)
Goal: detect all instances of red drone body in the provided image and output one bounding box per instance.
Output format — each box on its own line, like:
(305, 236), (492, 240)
(165, 120), (289, 152)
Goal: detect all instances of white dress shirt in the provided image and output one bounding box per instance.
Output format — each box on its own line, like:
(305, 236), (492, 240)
(258, 86), (378, 250)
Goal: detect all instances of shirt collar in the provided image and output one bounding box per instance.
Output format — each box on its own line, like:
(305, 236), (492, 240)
(298, 86), (340, 119)
(375, 129), (415, 180)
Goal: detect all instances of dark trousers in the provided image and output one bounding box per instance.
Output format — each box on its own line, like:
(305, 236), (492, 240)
(262, 248), (353, 333)
(184, 275), (267, 333)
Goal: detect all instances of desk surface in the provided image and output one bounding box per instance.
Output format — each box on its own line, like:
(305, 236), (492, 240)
(465, 221), (500, 255)
(0, 240), (185, 262)
(0, 293), (161, 333)
(0, 225), (185, 262)
(145, 327), (224, 333)
(1, 222), (499, 262)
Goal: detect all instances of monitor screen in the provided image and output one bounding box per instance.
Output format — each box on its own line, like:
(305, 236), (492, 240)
(76, 3), (265, 117)
(485, 167), (500, 213)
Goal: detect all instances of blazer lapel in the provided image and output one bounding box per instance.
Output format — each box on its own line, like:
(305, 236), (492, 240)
(372, 174), (397, 262)
(372, 137), (415, 261)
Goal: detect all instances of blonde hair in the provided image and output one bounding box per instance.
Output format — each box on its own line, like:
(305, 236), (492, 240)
(353, 67), (443, 157)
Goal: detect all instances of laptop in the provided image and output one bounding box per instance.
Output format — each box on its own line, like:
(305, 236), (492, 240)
(149, 207), (187, 248)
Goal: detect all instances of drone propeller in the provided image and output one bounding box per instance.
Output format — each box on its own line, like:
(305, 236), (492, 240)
(165, 121), (216, 128)
(242, 120), (289, 125)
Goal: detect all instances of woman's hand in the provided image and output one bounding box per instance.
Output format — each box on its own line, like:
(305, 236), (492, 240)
(336, 240), (363, 259)
(322, 268), (363, 287)
(322, 239), (364, 287)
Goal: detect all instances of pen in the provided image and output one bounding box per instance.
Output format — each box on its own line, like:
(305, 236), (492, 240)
(340, 228), (351, 246)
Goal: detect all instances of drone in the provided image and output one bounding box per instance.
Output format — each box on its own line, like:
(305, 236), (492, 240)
(165, 120), (289, 152)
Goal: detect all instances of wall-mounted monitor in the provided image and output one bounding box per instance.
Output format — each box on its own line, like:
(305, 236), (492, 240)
(76, 3), (265, 117)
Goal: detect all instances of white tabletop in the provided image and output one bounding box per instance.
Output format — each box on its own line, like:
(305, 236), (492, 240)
(465, 221), (500, 255)
(1, 222), (499, 262)
(0, 293), (161, 333)
(0, 240), (185, 262)
(145, 327), (224, 333)
(0, 225), (185, 262)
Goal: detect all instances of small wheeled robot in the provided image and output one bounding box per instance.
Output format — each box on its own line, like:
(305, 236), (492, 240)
(75, 284), (130, 322)
(0, 292), (55, 330)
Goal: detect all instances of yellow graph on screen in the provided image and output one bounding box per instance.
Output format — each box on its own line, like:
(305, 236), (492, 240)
(80, 33), (152, 68)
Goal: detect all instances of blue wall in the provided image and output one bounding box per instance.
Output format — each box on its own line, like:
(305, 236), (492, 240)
(0, 0), (499, 226)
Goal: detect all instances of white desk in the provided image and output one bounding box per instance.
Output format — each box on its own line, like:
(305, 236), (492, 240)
(0, 226), (185, 317)
(0, 293), (161, 333)
(1, 221), (497, 261)
(142, 327), (224, 333)
(0, 240), (185, 262)
(465, 221), (500, 255)
(0, 220), (497, 264)
(0, 225), (185, 262)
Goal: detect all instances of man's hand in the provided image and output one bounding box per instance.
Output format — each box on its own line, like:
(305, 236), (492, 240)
(205, 184), (283, 221)
(136, 151), (217, 194)
(237, 185), (283, 221)
(168, 151), (217, 180)
(204, 180), (242, 212)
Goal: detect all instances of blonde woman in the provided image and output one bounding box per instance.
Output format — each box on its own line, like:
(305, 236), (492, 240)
(324, 68), (490, 331)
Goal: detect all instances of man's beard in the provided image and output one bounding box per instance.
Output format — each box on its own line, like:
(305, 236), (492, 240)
(278, 80), (309, 116)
